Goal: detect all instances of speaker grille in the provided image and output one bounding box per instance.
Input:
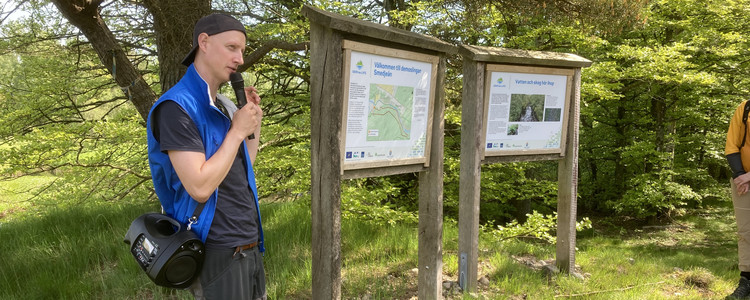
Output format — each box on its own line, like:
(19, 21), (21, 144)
(165, 255), (198, 284)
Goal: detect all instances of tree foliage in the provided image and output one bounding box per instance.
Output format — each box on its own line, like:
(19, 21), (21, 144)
(0, 33), (151, 206)
(1, 0), (749, 226)
(577, 0), (750, 217)
(0, 0), (311, 207)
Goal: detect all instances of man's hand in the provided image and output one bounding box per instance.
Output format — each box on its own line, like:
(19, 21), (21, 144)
(735, 172), (750, 187)
(739, 183), (750, 195)
(230, 102), (260, 140)
(735, 172), (750, 195)
(244, 85), (262, 118)
(245, 86), (261, 107)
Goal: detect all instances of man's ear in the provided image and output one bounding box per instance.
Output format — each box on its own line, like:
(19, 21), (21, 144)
(197, 32), (210, 53)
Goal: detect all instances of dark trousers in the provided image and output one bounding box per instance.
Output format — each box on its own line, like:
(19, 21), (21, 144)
(190, 246), (266, 300)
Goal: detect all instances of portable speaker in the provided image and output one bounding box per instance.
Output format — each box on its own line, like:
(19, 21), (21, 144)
(124, 213), (205, 289)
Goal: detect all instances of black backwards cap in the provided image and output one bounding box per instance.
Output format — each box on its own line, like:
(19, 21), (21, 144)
(181, 13), (247, 66)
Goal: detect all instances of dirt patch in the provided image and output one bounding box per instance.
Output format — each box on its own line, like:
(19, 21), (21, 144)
(0, 206), (25, 220)
(675, 267), (716, 298)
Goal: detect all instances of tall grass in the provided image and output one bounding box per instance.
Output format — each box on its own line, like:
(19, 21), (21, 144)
(0, 196), (427, 299)
(0, 181), (746, 299)
(0, 199), (178, 299)
(0, 175), (56, 218)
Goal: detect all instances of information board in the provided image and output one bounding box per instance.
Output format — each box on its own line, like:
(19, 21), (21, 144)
(341, 40), (438, 171)
(482, 64), (574, 157)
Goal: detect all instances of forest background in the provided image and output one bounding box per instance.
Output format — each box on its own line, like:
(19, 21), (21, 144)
(0, 0), (748, 298)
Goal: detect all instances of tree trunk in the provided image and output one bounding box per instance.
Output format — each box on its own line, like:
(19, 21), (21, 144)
(383, 0), (413, 30)
(142, 0), (210, 92)
(50, 0), (156, 122)
(650, 94), (675, 174)
(650, 96), (665, 169)
(613, 104), (627, 195)
(580, 115), (600, 200)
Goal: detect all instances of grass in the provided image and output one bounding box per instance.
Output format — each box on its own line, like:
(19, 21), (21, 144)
(0, 175), (56, 219)
(0, 180), (745, 299)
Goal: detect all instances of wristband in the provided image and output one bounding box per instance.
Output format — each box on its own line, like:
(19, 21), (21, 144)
(727, 152), (746, 178)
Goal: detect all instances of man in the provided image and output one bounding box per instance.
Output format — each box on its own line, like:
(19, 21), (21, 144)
(146, 13), (266, 299)
(726, 100), (750, 300)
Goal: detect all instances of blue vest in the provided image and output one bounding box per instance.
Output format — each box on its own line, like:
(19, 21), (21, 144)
(146, 64), (264, 252)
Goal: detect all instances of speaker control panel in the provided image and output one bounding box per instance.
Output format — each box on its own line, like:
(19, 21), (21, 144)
(132, 234), (159, 269)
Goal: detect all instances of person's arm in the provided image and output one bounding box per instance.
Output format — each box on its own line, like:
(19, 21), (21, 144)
(246, 129), (260, 165)
(728, 152), (750, 194)
(727, 101), (750, 194)
(170, 102), (260, 203)
(728, 153), (746, 179)
(243, 86), (262, 165)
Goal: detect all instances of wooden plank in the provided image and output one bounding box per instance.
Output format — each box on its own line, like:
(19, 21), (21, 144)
(339, 48), (352, 175)
(418, 54), (446, 299)
(555, 68), (581, 273)
(310, 21), (343, 300)
(302, 4), (457, 55)
(461, 45), (592, 68)
(343, 158), (428, 171)
(559, 72), (574, 155)
(482, 153), (562, 164)
(343, 164), (426, 180)
(422, 54), (439, 169)
(484, 148), (563, 157)
(485, 64), (577, 76)
(458, 60), (484, 292)
(342, 40), (440, 64)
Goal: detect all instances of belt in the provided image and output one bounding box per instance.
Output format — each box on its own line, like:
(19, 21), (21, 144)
(233, 242), (258, 258)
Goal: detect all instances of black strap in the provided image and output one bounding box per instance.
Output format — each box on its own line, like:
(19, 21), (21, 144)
(215, 100), (230, 118)
(187, 201), (207, 230)
(742, 100), (750, 148)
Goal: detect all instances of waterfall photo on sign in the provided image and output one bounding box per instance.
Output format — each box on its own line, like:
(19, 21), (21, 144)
(509, 94), (544, 122)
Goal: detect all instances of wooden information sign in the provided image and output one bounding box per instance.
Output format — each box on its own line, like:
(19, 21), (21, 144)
(303, 5), (457, 299)
(458, 45), (591, 292)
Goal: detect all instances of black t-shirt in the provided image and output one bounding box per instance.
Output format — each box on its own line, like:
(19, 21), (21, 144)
(152, 100), (259, 248)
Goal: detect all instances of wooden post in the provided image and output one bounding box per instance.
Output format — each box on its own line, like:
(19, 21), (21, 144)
(556, 68), (582, 273)
(458, 60), (484, 292)
(309, 21), (343, 300)
(418, 55), (447, 299)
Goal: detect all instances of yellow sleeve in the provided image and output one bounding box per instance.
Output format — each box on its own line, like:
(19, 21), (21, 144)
(726, 101), (749, 155)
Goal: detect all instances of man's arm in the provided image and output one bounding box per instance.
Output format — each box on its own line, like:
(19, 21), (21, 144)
(243, 86), (262, 165)
(246, 131), (260, 165)
(170, 103), (260, 202)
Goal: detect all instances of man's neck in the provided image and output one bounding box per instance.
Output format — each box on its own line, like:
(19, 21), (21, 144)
(193, 62), (219, 102)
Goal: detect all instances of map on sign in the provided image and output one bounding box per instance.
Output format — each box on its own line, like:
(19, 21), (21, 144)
(342, 41), (436, 170)
(367, 84), (414, 141)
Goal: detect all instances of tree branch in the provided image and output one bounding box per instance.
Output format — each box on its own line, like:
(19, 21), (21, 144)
(237, 40), (309, 73)
(50, 0), (156, 122)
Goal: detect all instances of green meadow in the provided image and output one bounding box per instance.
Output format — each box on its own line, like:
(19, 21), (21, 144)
(0, 177), (742, 299)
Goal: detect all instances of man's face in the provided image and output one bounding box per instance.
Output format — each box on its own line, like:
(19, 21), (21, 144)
(198, 30), (246, 84)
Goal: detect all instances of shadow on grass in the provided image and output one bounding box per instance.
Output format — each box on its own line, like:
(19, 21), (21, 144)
(13, 195), (734, 299)
(577, 200), (738, 278)
(0, 198), (439, 299)
(472, 199), (740, 299)
(0, 199), (191, 299)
